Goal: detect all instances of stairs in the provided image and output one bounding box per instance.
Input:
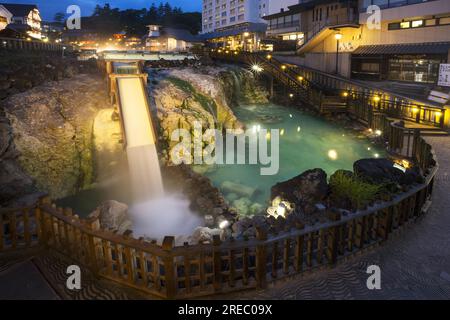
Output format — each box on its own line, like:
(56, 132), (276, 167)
(320, 96), (348, 114)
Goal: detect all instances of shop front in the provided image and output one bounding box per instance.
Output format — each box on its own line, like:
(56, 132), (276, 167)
(351, 42), (450, 84)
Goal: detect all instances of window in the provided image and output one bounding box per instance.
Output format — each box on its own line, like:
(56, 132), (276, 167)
(425, 19), (436, 26)
(440, 17), (450, 25)
(400, 21), (410, 29)
(361, 63), (380, 73)
(411, 20), (423, 28)
(388, 22), (400, 30)
(230, 16), (236, 22)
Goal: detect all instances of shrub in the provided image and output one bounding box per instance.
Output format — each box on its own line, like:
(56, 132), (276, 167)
(329, 170), (383, 210)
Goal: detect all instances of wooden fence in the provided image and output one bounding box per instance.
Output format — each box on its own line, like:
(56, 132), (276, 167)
(210, 51), (446, 129)
(0, 37), (65, 53)
(0, 126), (438, 298)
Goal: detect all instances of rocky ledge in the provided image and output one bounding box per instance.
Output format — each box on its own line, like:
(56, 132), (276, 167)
(0, 74), (111, 206)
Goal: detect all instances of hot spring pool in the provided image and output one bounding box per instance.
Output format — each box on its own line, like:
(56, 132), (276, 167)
(194, 103), (385, 215)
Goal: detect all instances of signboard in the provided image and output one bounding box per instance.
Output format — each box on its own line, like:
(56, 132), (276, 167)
(438, 64), (450, 87)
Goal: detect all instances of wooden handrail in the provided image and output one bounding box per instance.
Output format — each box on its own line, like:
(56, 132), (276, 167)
(0, 54), (440, 298)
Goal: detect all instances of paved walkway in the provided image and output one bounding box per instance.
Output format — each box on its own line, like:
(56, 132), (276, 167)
(216, 136), (450, 300)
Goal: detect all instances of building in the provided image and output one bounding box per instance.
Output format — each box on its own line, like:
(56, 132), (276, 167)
(201, 0), (271, 51)
(263, 5), (303, 52)
(0, 4), (12, 31)
(41, 21), (64, 42)
(285, 0), (450, 84)
(0, 3), (42, 39)
(145, 25), (202, 52)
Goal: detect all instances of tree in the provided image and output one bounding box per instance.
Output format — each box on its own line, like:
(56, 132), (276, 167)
(54, 12), (65, 23)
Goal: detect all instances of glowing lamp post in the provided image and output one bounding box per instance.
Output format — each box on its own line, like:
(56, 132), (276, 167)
(334, 32), (343, 75)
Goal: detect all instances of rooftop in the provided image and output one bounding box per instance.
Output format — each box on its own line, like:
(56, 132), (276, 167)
(0, 3), (38, 16)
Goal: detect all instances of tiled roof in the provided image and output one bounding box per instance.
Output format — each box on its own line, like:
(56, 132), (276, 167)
(352, 42), (450, 55)
(1, 3), (38, 17)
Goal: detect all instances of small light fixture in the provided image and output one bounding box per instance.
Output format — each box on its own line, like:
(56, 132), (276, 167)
(342, 91), (349, 97)
(328, 149), (338, 160)
(219, 220), (230, 229)
(243, 32), (250, 37)
(281, 65), (286, 70)
(373, 95), (380, 102)
(375, 129), (382, 136)
(334, 32), (343, 40)
(289, 93), (294, 98)
(412, 106), (419, 114)
(297, 75), (303, 81)
(266, 54), (272, 59)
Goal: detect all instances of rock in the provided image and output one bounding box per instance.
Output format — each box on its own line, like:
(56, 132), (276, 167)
(225, 192), (239, 203)
(271, 168), (329, 206)
(232, 197), (252, 215)
(0, 80), (11, 90)
(354, 158), (423, 186)
(221, 181), (256, 198)
(1, 74), (110, 201)
(249, 203), (264, 215)
(204, 214), (215, 227)
(190, 227), (221, 244)
(89, 200), (132, 234)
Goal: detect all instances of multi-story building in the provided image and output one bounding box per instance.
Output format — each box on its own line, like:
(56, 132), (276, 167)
(201, 0), (270, 51)
(0, 3), (42, 39)
(276, 0), (450, 84)
(145, 25), (202, 52)
(0, 4), (12, 31)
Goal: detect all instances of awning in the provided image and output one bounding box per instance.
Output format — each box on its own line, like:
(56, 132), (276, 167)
(352, 42), (450, 56)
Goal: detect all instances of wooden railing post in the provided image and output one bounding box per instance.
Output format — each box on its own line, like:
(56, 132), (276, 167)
(212, 235), (222, 292)
(162, 236), (176, 299)
(255, 227), (268, 289)
(326, 210), (341, 266)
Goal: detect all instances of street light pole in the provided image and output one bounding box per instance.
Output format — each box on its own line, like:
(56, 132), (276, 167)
(334, 32), (342, 75)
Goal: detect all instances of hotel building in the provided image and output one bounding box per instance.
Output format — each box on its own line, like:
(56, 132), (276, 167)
(0, 3), (42, 39)
(263, 0), (450, 84)
(201, 0), (290, 51)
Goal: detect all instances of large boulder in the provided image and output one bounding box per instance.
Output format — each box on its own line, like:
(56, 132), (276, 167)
(89, 200), (132, 234)
(354, 158), (423, 186)
(271, 168), (329, 206)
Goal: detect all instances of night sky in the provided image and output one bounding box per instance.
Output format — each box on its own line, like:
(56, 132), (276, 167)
(2, 0), (202, 21)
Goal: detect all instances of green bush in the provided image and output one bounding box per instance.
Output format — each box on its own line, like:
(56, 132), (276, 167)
(329, 170), (383, 210)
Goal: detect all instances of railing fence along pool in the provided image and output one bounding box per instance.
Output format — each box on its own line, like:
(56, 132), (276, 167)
(0, 55), (439, 299)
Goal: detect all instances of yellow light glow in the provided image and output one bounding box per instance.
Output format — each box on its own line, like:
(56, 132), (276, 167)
(243, 32), (250, 37)
(373, 95), (380, 102)
(281, 65), (286, 70)
(342, 91), (349, 97)
(334, 32), (343, 40)
(289, 93), (294, 98)
(298, 76), (303, 81)
(328, 149), (338, 160)
(412, 107), (419, 114)
(280, 129), (285, 136)
(266, 54), (272, 59)
(436, 111), (442, 117)
(297, 126), (301, 132)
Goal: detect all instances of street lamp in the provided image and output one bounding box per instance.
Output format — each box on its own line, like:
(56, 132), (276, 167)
(334, 32), (342, 75)
(62, 46), (66, 58)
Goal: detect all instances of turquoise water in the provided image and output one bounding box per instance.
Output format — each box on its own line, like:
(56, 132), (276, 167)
(196, 103), (385, 213)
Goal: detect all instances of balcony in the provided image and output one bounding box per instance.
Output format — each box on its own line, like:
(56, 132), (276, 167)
(267, 20), (301, 37)
(297, 11), (359, 54)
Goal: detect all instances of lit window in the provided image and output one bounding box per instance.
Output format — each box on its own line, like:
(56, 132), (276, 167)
(400, 21), (410, 29)
(411, 20), (423, 28)
(425, 19), (436, 26)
